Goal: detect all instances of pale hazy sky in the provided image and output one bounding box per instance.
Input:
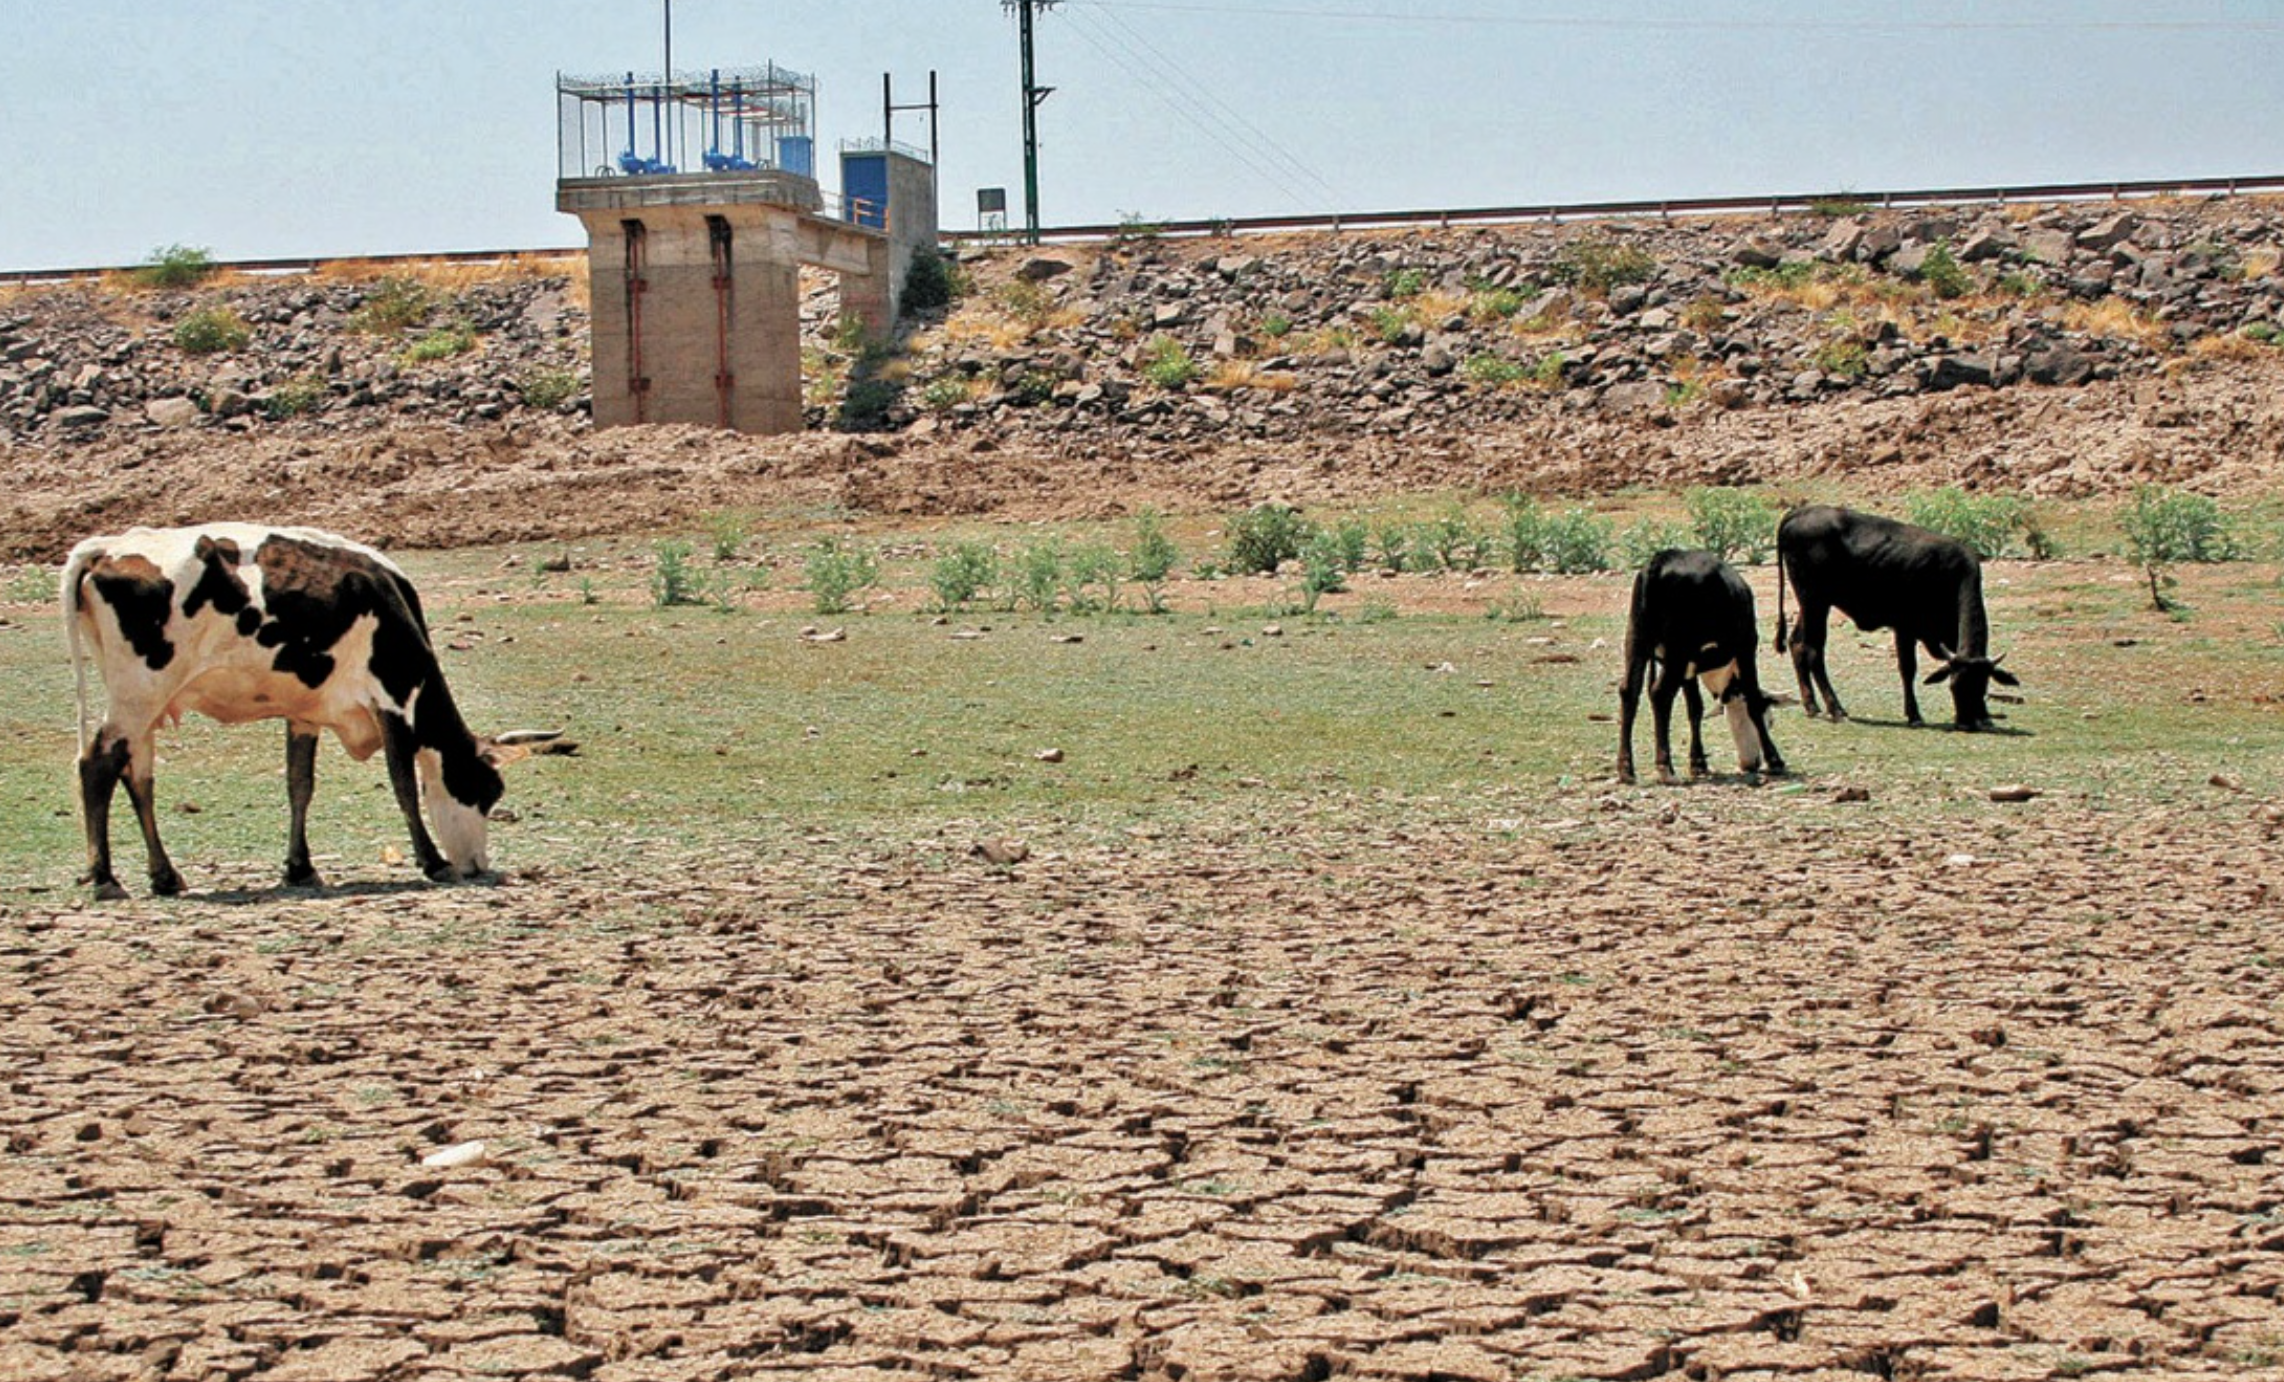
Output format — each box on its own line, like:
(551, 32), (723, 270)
(3, 2), (2280, 271)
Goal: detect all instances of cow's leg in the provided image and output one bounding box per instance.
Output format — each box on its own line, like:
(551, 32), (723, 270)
(78, 733), (133, 901)
(1681, 678), (1711, 779)
(1895, 633), (1923, 725)
(283, 722), (324, 887)
(116, 733), (182, 896)
(381, 712), (450, 880)
(1649, 664), (1684, 786)
(1793, 605), (1848, 721)
(1616, 652), (1646, 784)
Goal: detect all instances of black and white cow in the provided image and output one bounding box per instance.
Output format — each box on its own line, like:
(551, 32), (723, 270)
(1617, 549), (1788, 785)
(63, 523), (561, 899)
(1774, 504), (2020, 730)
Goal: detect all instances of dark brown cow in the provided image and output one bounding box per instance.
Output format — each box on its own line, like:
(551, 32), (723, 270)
(63, 523), (560, 899)
(1775, 504), (2020, 730)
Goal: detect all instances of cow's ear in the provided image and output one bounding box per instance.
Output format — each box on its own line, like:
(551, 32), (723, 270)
(1989, 664), (2020, 687)
(1923, 664), (1956, 685)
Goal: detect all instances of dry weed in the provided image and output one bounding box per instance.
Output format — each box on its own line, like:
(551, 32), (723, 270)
(2061, 297), (2172, 351)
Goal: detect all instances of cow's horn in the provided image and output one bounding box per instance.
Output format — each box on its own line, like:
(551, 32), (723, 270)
(1990, 652), (2007, 668)
(494, 729), (567, 745)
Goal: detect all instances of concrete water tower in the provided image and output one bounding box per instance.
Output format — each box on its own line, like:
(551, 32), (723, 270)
(555, 62), (939, 433)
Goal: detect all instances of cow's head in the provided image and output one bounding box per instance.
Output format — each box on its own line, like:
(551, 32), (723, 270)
(420, 730), (567, 878)
(1925, 649), (2020, 731)
(1699, 661), (1791, 779)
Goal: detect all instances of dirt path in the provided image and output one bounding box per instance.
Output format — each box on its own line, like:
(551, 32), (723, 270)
(5, 789), (2281, 1380)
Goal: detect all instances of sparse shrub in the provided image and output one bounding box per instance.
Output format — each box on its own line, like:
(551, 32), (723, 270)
(1918, 241), (1973, 300)
(921, 376), (974, 411)
(518, 367), (579, 410)
(1464, 354), (1526, 386)
(136, 244), (218, 289)
(1619, 517), (1697, 570)
(1369, 306), (1411, 343)
(349, 276), (433, 335)
(928, 540), (999, 612)
(1129, 510), (1180, 613)
(705, 513), (749, 562)
(1384, 267), (1428, 300)
(1141, 336), (1199, 390)
(1502, 496), (1548, 573)
(804, 537), (880, 615)
(650, 539), (699, 607)
(1471, 288), (1526, 322)
(1064, 542), (1123, 613)
(1225, 503), (1311, 575)
(1550, 237), (1656, 295)
(1420, 507), (1487, 572)
(1329, 518), (1369, 574)
(1370, 521), (1409, 575)
(1259, 311), (1295, 339)
(1538, 507), (1616, 574)
(173, 306), (250, 356)
(1903, 486), (2032, 560)
(1686, 487), (1778, 563)
(1012, 537), (1065, 613)
(1681, 295), (1728, 332)
(1527, 352), (1568, 389)
(2121, 485), (2240, 611)
(1811, 337), (1869, 378)
(400, 323), (476, 364)
(1296, 530), (1349, 613)
(263, 373), (327, 420)
(1486, 590), (1548, 623)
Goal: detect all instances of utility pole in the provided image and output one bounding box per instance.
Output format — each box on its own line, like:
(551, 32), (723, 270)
(1002, 0), (1060, 243)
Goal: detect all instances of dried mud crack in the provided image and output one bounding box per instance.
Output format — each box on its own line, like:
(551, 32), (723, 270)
(4, 791), (2281, 1380)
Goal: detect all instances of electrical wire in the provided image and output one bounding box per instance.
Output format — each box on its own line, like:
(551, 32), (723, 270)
(1066, 1), (2284, 34)
(1061, 6), (1335, 210)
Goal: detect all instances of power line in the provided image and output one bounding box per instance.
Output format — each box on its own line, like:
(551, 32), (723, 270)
(1063, 7), (1339, 213)
(1087, 4), (1342, 207)
(1067, 1), (2284, 34)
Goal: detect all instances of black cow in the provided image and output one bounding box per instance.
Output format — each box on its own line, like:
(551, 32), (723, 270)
(1774, 504), (2020, 730)
(63, 523), (563, 899)
(1617, 549), (1788, 785)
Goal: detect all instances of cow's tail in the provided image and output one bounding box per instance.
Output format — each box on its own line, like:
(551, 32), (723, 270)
(60, 544), (93, 757)
(1773, 545), (1790, 654)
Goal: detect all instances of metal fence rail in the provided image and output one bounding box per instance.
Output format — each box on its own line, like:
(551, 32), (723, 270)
(6, 172), (2281, 285)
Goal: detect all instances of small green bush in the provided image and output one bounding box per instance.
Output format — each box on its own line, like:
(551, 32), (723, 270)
(263, 374), (327, 420)
(804, 537), (880, 615)
(1225, 503), (1312, 575)
(704, 513), (749, 562)
(1064, 542), (1123, 613)
(1384, 267), (1428, 300)
(1502, 496), (1548, 573)
(899, 246), (962, 315)
(1812, 337), (1869, 378)
(1904, 487), (2032, 560)
(1370, 521), (1409, 575)
(651, 539), (700, 607)
(517, 367), (580, 410)
(1919, 241), (1973, 300)
(1296, 530), (1349, 613)
(1141, 336), (1198, 390)
(920, 376), (972, 411)
(840, 376), (901, 428)
(1686, 487), (1778, 564)
(349, 277), (433, 335)
(929, 540), (999, 612)
(1537, 507), (1616, 574)
(173, 307), (250, 356)
(1551, 237), (1656, 295)
(400, 323), (476, 364)
(1368, 306), (1411, 344)
(1128, 511), (1181, 612)
(2121, 485), (2240, 610)
(1420, 507), (1489, 572)
(1258, 311), (1294, 339)
(1011, 537), (1064, 613)
(136, 244), (218, 290)
(1471, 288), (1526, 322)
(1329, 518), (1369, 574)
(1528, 353), (1567, 388)
(1464, 354), (1526, 386)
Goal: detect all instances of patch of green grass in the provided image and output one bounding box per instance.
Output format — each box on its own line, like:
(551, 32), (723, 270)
(135, 244), (219, 289)
(172, 307), (250, 356)
(348, 277), (434, 336)
(400, 323), (477, 364)
(1140, 336), (1198, 390)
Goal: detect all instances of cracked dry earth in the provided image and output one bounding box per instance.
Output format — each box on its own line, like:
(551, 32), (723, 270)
(4, 791), (2283, 1382)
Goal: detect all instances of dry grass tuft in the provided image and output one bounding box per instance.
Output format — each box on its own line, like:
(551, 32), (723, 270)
(1205, 360), (1299, 392)
(942, 309), (1034, 352)
(2184, 331), (2274, 365)
(2061, 297), (2172, 351)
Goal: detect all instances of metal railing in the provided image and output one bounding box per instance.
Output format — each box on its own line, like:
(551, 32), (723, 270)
(6, 172), (2278, 285)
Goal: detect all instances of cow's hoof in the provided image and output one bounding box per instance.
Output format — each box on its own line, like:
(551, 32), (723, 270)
(1765, 761), (1791, 778)
(1656, 770), (1681, 787)
(150, 868), (184, 897)
(1616, 768), (1636, 786)
(283, 867), (324, 890)
(424, 863), (458, 884)
(93, 880), (130, 902)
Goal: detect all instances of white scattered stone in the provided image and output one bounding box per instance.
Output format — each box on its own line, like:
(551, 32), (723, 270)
(422, 1141), (487, 1169)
